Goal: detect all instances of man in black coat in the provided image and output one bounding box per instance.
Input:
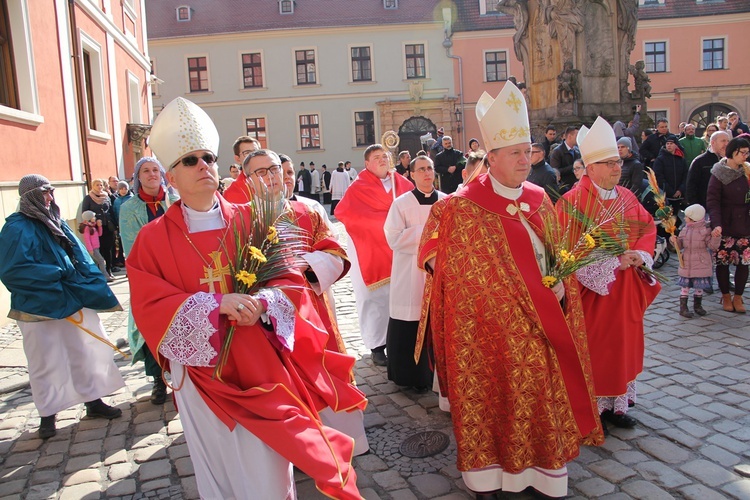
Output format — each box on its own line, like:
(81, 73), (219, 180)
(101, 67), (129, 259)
(653, 135), (688, 210)
(640, 119), (672, 168)
(686, 130), (730, 208)
(617, 137), (644, 197)
(549, 126), (580, 190)
(295, 161), (312, 198)
(433, 136), (465, 193)
(527, 143), (559, 201)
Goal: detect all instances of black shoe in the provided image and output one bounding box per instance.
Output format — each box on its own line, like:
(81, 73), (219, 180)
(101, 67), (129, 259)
(371, 347), (387, 367)
(111, 266), (121, 273)
(151, 377), (168, 405)
(600, 415), (609, 437)
(602, 410), (637, 428)
(475, 492), (499, 500)
(412, 386), (429, 394)
(85, 399), (122, 419)
(38, 415), (56, 439)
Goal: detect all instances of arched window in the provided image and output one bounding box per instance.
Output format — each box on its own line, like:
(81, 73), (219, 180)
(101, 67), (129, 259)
(398, 116), (437, 156)
(689, 103), (735, 137)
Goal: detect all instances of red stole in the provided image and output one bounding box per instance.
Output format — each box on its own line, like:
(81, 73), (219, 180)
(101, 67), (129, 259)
(222, 171), (253, 204)
(335, 168), (413, 288)
(457, 175), (598, 437)
(127, 197), (365, 499)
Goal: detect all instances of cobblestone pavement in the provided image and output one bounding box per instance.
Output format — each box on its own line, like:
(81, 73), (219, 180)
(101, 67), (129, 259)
(1, 220), (750, 499)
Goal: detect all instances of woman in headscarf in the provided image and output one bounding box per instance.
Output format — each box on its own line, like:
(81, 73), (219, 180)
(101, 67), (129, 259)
(0, 175), (125, 439)
(119, 157), (175, 404)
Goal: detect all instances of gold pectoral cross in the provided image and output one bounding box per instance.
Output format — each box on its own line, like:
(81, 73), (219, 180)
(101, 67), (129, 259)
(199, 251), (231, 293)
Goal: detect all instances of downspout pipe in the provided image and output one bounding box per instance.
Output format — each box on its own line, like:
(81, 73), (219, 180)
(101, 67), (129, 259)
(443, 36), (465, 151)
(68, 0), (92, 191)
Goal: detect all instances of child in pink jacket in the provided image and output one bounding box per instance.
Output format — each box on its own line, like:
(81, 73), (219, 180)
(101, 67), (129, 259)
(79, 210), (113, 282)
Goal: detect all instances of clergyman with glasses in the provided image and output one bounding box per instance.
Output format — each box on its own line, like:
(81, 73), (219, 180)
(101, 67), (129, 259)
(127, 97), (365, 498)
(558, 116), (661, 436)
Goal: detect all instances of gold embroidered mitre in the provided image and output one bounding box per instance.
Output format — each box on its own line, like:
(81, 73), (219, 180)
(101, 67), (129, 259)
(577, 116), (619, 166)
(475, 80), (531, 152)
(148, 97), (220, 169)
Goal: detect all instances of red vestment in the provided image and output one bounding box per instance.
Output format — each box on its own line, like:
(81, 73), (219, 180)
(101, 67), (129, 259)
(222, 171), (252, 204)
(127, 196), (365, 499)
(417, 174), (602, 474)
(335, 169), (413, 288)
(559, 176), (661, 397)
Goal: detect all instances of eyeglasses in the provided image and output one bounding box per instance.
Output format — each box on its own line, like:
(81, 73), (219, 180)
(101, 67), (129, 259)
(251, 165), (282, 178)
(531, 150), (544, 155)
(414, 166), (435, 173)
(593, 159), (623, 168)
(179, 153), (217, 167)
(736, 150), (750, 157)
(573, 166), (585, 172)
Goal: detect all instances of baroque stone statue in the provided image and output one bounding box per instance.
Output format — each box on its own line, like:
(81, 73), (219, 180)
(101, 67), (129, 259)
(557, 60), (580, 103)
(629, 60), (652, 99)
(545, 0), (584, 69)
(497, 0), (530, 83)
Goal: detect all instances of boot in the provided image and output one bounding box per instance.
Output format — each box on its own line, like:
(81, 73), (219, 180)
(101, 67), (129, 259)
(722, 293), (735, 312)
(679, 297), (693, 318)
(693, 296), (707, 316)
(38, 414), (56, 439)
(85, 399), (122, 419)
(151, 375), (168, 405)
(733, 295), (746, 314)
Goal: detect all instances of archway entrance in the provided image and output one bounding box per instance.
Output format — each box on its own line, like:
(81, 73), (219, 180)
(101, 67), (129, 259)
(689, 103), (735, 136)
(398, 117), (437, 156)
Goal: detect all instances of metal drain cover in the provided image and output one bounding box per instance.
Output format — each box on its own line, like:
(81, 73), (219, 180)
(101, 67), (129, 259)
(399, 430), (450, 458)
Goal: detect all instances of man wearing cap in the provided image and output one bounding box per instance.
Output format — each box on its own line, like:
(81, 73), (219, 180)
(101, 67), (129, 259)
(335, 144), (414, 367)
(559, 116), (661, 434)
(418, 81), (602, 499)
(653, 134), (689, 212)
(617, 137), (644, 196)
(127, 97), (364, 499)
(0, 175), (125, 439)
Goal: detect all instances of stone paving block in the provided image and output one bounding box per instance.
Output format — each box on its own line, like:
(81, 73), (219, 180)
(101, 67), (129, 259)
(684, 394), (713, 406)
(681, 406), (720, 423)
(76, 417), (109, 431)
(620, 480), (676, 500)
(679, 483), (732, 500)
(133, 410), (163, 424)
(588, 459), (637, 483)
(0, 464), (32, 481)
(108, 420), (130, 436)
(680, 458), (740, 487)
(139, 459), (172, 481)
(636, 436), (692, 463)
(69, 440), (103, 457)
(359, 487), (383, 500)
(657, 428), (703, 450)
(72, 427), (108, 443)
(708, 433), (750, 455)
(576, 446), (602, 464)
(676, 420), (711, 438)
(707, 403), (747, 421)
(25, 481), (60, 500)
(0, 478), (25, 496)
(408, 473), (451, 497)
(64, 454), (101, 474)
(11, 438), (42, 452)
(167, 419), (183, 435)
(181, 475), (200, 500)
(104, 449), (128, 466)
(175, 456), (194, 477)
(567, 461), (591, 481)
(717, 392), (748, 406)
(3, 450), (39, 466)
(35, 453), (64, 469)
(575, 477), (615, 496)
(633, 461), (691, 488)
(388, 393), (414, 407)
(390, 489), (419, 500)
(30, 469), (60, 486)
(609, 427), (648, 441)
(131, 433), (168, 448)
(722, 479), (750, 499)
(661, 385), (693, 398)
(168, 443), (190, 460)
(404, 405), (427, 420)
(58, 481), (100, 500)
(377, 404), (402, 418)
(372, 470), (409, 490)
(141, 477), (172, 492)
(108, 462), (134, 481)
(612, 449), (649, 465)
(103, 434), (126, 453)
(135, 421), (166, 435)
(647, 405), (683, 421)
(133, 444), (168, 463)
(363, 412), (387, 429)
(354, 454), (389, 472)
(368, 395), (390, 406)
(63, 468), (100, 486)
(106, 478), (137, 496)
(700, 444), (741, 467)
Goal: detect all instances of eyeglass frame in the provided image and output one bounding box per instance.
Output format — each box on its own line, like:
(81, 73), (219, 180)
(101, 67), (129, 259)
(250, 164), (282, 178)
(173, 153), (218, 169)
(591, 159), (624, 168)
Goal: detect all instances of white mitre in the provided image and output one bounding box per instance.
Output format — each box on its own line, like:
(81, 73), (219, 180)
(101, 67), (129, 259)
(577, 116), (619, 166)
(148, 97), (220, 169)
(475, 80), (531, 151)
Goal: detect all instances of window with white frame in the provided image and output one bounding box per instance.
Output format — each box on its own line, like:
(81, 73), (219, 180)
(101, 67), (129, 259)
(702, 38), (725, 70)
(188, 56), (209, 92)
(351, 46), (372, 82)
(355, 112), (375, 147)
(80, 34), (106, 133)
(485, 50), (508, 82)
(639, 0), (664, 5)
(242, 52), (263, 88)
(299, 114), (320, 149)
(127, 72), (141, 123)
(0, 0), (41, 124)
(644, 41), (666, 73)
(479, 0), (500, 15)
(647, 110), (668, 123)
(280, 0), (293, 14)
(405, 44), (426, 79)
(176, 6), (191, 21)
(295, 49), (316, 85)
(245, 117), (267, 148)
(384, 0), (397, 9)
(0, 0), (17, 109)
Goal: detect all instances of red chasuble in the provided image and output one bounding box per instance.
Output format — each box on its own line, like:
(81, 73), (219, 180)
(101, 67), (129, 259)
(335, 168), (413, 288)
(289, 200), (350, 354)
(222, 170), (253, 204)
(559, 176), (661, 397)
(127, 196), (365, 499)
(416, 174), (602, 474)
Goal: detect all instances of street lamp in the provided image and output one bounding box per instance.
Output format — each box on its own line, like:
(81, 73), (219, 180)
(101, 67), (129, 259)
(454, 106), (462, 133)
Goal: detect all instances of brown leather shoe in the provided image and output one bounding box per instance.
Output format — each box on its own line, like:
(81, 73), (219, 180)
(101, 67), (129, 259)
(722, 293), (734, 312)
(733, 295), (746, 314)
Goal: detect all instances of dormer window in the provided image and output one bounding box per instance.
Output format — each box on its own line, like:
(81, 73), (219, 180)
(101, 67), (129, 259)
(384, 0), (398, 9)
(176, 6), (191, 21)
(639, 0), (664, 5)
(280, 0), (294, 14)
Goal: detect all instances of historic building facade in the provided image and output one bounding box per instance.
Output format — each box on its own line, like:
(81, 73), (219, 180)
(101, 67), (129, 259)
(146, 0), (458, 173)
(0, 0), (152, 321)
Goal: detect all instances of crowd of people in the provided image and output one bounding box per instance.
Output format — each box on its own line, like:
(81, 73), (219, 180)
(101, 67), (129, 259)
(0, 85), (748, 500)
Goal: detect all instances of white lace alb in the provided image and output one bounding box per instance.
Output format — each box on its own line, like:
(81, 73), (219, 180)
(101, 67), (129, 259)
(160, 292), (219, 367)
(598, 381), (637, 414)
(257, 288), (296, 352)
(576, 256), (620, 296)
